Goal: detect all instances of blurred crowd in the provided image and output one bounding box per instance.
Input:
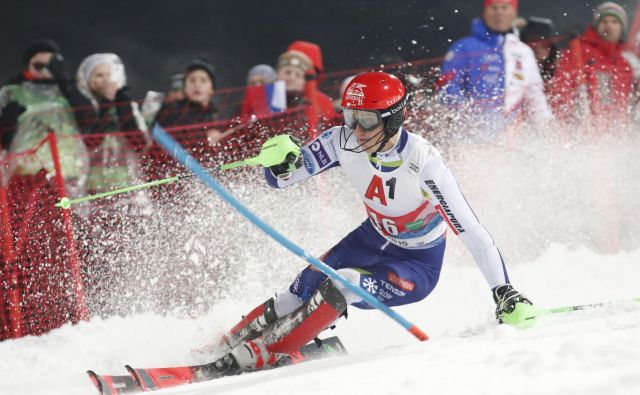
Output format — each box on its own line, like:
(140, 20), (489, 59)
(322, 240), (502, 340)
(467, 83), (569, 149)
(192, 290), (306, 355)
(0, 0), (639, 192)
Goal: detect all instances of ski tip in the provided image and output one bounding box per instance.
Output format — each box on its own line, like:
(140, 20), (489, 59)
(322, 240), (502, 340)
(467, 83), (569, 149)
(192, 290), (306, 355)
(124, 365), (142, 389)
(86, 370), (104, 394)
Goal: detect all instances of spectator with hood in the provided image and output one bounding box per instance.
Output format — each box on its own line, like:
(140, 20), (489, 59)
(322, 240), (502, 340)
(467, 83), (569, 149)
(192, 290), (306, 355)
(439, 0), (552, 140)
(74, 53), (147, 136)
(154, 58), (220, 128)
(0, 38), (87, 182)
(550, 1), (633, 124)
(74, 53), (147, 193)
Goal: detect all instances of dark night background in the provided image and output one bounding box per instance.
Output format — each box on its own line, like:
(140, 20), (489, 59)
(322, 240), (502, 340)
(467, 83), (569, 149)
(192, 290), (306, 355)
(2, 0), (637, 97)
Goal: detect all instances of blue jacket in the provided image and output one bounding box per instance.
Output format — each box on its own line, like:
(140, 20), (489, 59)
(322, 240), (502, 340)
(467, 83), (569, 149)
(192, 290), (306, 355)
(440, 18), (508, 108)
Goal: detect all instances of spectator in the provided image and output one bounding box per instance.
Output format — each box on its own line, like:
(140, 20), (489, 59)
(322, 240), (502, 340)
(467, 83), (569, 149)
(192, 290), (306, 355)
(277, 50), (312, 108)
(287, 40), (337, 124)
(74, 53), (147, 193)
(246, 64), (277, 87)
(238, 64), (285, 119)
(236, 52), (309, 122)
(521, 17), (560, 83)
(74, 53), (147, 136)
(140, 73), (184, 125)
(165, 73), (186, 103)
(439, 0), (552, 139)
(0, 38), (87, 181)
(549, 1), (633, 124)
(154, 59), (220, 128)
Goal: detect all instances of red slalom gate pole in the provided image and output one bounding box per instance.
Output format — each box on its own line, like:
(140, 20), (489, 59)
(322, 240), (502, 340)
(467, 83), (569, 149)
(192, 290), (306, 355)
(0, 181), (24, 339)
(47, 131), (88, 322)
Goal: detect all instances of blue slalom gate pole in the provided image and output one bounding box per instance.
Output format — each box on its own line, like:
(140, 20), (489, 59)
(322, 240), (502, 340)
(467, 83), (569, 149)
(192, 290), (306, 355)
(152, 124), (429, 341)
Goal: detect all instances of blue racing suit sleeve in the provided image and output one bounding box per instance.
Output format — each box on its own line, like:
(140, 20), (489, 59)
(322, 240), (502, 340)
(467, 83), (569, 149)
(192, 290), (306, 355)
(264, 127), (342, 189)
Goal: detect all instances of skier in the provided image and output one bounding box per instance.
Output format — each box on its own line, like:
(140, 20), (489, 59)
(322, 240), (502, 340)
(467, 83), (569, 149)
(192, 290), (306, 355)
(212, 71), (534, 374)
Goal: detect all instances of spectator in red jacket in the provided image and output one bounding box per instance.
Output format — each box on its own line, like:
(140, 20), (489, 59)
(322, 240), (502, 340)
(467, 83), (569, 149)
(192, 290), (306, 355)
(549, 2), (633, 125)
(287, 41), (337, 129)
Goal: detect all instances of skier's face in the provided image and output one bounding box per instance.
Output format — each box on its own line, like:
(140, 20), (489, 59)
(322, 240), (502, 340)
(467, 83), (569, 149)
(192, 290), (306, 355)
(483, 3), (516, 33)
(353, 122), (388, 154)
(597, 16), (623, 43)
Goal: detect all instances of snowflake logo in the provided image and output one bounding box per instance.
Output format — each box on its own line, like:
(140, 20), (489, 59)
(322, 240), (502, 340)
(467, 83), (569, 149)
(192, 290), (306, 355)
(362, 278), (378, 294)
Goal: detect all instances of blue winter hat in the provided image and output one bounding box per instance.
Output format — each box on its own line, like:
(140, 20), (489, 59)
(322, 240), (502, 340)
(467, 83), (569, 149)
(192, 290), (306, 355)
(247, 64), (277, 84)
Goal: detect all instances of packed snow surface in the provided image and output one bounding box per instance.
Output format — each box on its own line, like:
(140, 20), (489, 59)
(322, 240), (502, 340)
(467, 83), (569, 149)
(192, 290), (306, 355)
(2, 129), (639, 394)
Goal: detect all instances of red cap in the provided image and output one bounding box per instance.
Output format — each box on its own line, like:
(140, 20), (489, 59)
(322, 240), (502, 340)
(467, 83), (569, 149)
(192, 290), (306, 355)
(288, 41), (324, 75)
(484, 0), (518, 9)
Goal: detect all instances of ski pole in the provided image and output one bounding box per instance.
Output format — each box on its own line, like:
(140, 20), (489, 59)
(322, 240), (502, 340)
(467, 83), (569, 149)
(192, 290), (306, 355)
(55, 134), (302, 210)
(55, 161), (246, 209)
(152, 124), (430, 341)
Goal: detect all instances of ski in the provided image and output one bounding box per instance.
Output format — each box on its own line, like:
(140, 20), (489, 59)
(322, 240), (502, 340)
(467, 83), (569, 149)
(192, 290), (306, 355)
(511, 298), (640, 325)
(87, 370), (139, 394)
(535, 297), (640, 318)
(88, 336), (346, 394)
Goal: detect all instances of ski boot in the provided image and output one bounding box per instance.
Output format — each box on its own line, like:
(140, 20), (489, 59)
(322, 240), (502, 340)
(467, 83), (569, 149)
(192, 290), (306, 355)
(217, 279), (348, 373)
(493, 284), (539, 326)
(220, 297), (279, 352)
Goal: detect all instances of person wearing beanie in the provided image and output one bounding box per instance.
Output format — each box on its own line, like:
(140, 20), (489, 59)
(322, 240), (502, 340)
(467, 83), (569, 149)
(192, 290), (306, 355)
(276, 48), (337, 128)
(185, 58), (216, 90)
(246, 64), (277, 87)
(286, 41), (338, 130)
(549, 1), (633, 125)
(153, 58), (220, 131)
(439, 0), (552, 141)
(277, 50), (311, 96)
(0, 38), (88, 182)
(594, 1), (628, 42)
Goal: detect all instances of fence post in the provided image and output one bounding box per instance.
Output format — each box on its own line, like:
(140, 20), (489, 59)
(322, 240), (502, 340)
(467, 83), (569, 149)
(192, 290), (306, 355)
(46, 131), (88, 322)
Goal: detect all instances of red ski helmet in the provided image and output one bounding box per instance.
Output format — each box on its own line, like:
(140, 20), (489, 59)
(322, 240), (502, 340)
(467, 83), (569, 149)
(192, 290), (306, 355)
(341, 71), (407, 111)
(339, 72), (408, 153)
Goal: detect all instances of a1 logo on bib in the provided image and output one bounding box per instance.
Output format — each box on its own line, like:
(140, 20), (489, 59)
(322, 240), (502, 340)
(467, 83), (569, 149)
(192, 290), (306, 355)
(365, 175), (396, 206)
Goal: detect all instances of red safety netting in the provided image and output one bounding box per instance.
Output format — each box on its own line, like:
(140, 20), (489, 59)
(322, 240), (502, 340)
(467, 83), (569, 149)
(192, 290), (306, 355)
(0, 52), (447, 340)
(0, 101), (321, 339)
(0, 136), (85, 340)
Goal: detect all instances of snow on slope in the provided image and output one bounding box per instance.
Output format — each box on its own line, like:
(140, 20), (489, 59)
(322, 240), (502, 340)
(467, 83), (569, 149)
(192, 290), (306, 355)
(1, 246), (638, 395)
(1, 128), (640, 394)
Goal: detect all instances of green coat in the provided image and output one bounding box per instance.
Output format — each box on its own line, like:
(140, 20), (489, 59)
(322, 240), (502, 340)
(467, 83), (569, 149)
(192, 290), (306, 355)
(0, 81), (88, 179)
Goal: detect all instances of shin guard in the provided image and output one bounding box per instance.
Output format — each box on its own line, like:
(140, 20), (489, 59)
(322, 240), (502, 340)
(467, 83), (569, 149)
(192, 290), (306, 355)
(263, 279), (347, 355)
(221, 298), (278, 350)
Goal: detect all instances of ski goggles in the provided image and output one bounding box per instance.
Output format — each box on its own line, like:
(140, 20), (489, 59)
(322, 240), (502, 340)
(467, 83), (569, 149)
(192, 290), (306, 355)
(343, 109), (385, 132)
